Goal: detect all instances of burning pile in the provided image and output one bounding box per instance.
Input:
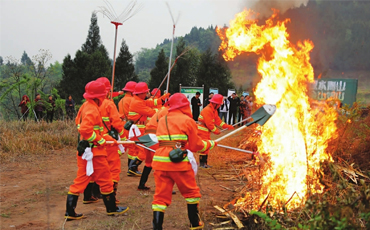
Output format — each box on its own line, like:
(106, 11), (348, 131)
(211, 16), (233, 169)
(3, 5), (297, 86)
(217, 10), (338, 210)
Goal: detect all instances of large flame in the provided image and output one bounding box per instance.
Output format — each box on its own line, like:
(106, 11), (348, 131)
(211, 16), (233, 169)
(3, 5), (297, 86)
(217, 10), (338, 210)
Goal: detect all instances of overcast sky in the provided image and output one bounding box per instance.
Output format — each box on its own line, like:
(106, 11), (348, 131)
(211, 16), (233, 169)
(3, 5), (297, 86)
(1, 0), (251, 63)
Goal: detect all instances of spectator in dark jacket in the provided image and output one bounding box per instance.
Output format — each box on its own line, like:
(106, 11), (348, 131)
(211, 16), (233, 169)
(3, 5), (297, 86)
(203, 92), (214, 107)
(65, 95), (75, 120)
(46, 95), (56, 123)
(34, 93), (45, 121)
(19, 95), (30, 121)
(228, 93), (239, 125)
(191, 92), (202, 121)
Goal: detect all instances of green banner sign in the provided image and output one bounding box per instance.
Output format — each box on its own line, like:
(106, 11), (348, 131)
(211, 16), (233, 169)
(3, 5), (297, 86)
(310, 78), (358, 106)
(180, 88), (203, 94)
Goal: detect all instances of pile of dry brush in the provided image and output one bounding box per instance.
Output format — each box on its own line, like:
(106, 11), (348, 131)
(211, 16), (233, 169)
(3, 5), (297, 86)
(212, 107), (370, 230)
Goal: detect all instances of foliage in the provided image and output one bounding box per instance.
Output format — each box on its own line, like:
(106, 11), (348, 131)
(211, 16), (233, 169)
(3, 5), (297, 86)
(114, 39), (138, 91)
(135, 26), (220, 83)
(57, 12), (111, 103)
(196, 48), (234, 97)
(0, 120), (77, 163)
(148, 49), (168, 93)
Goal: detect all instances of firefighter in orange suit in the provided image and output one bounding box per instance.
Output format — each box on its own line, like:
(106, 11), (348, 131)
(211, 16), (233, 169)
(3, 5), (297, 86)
(136, 105), (169, 190)
(152, 93), (217, 230)
(147, 88), (163, 109)
(117, 81), (137, 175)
(65, 81), (128, 221)
(127, 82), (157, 176)
(96, 77), (127, 203)
(197, 94), (234, 168)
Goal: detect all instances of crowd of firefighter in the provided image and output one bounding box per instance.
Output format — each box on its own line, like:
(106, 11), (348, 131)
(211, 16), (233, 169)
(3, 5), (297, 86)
(61, 77), (242, 230)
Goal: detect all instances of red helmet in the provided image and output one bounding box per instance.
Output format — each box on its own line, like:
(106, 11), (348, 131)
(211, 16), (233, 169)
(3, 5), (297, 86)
(122, 81), (137, 92)
(209, 94), (223, 105)
(151, 88), (161, 97)
(168, 93), (190, 111)
(83, 81), (107, 99)
(133, 82), (150, 95)
(96, 77), (111, 92)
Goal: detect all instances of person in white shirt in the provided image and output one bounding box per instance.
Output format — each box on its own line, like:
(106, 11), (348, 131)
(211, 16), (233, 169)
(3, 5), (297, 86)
(219, 97), (229, 123)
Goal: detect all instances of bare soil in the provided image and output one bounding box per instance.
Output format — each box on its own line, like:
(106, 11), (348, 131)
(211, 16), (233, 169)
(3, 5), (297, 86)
(0, 147), (250, 230)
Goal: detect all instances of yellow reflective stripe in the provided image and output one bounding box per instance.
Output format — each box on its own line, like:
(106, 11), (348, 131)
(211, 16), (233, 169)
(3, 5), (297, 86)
(199, 115), (204, 120)
(93, 125), (100, 130)
(200, 141), (208, 152)
(119, 129), (124, 136)
(153, 156), (189, 163)
(121, 136), (127, 141)
(152, 204), (167, 212)
(87, 132), (97, 142)
(157, 135), (188, 141)
(211, 127), (217, 132)
(154, 108), (159, 112)
(197, 126), (209, 132)
(128, 112), (138, 116)
(147, 117), (151, 121)
(127, 153), (135, 160)
(118, 149), (122, 155)
(97, 138), (105, 145)
(102, 117), (110, 122)
(185, 198), (200, 204)
(154, 99), (158, 106)
(220, 122), (226, 127)
(77, 124), (80, 129)
(209, 140), (216, 150)
(137, 124), (146, 128)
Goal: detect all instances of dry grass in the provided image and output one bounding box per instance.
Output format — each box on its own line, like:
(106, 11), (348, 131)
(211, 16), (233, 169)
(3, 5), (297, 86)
(0, 120), (77, 163)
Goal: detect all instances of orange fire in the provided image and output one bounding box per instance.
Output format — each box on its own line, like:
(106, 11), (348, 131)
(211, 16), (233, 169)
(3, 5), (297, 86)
(217, 10), (338, 210)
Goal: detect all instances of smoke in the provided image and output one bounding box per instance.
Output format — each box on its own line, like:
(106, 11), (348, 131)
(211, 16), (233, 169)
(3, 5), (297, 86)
(248, 0), (309, 18)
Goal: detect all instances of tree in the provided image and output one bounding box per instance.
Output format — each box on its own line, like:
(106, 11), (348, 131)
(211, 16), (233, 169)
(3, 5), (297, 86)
(0, 56), (3, 66)
(58, 13), (111, 103)
(196, 49), (234, 97)
(81, 12), (102, 54)
(114, 39), (138, 90)
(29, 49), (52, 96)
(149, 49), (168, 92)
(169, 37), (200, 93)
(21, 51), (32, 66)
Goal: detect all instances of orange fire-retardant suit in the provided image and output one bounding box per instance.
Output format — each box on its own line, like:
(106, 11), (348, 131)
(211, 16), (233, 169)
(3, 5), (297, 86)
(65, 81), (129, 221)
(69, 99), (114, 195)
(197, 94), (233, 168)
(118, 82), (136, 165)
(135, 106), (169, 190)
(127, 95), (156, 152)
(151, 93), (216, 229)
(100, 99), (125, 181)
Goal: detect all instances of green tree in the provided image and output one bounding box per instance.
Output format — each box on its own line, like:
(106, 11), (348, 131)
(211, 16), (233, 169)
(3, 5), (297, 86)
(0, 56), (3, 66)
(21, 51), (32, 66)
(58, 13), (111, 103)
(169, 37), (200, 93)
(81, 12), (102, 54)
(114, 39), (138, 90)
(196, 49), (234, 97)
(149, 49), (168, 92)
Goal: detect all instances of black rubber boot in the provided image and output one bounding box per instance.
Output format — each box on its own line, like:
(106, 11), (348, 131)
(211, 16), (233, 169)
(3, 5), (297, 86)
(83, 182), (99, 204)
(128, 158), (142, 176)
(102, 192), (129, 216)
(204, 155), (212, 168)
(65, 194), (84, 221)
(199, 155), (206, 168)
(113, 182), (120, 204)
(92, 182), (102, 199)
(138, 166), (152, 190)
(188, 203), (204, 229)
(153, 211), (164, 230)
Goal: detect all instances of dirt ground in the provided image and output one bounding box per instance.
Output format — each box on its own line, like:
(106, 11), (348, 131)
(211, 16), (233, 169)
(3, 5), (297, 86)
(0, 146), (250, 230)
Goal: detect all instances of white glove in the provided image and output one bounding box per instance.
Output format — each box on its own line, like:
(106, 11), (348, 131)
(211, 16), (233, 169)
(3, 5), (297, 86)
(82, 147), (94, 176)
(117, 136), (125, 154)
(187, 150), (198, 175)
(128, 124), (141, 139)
